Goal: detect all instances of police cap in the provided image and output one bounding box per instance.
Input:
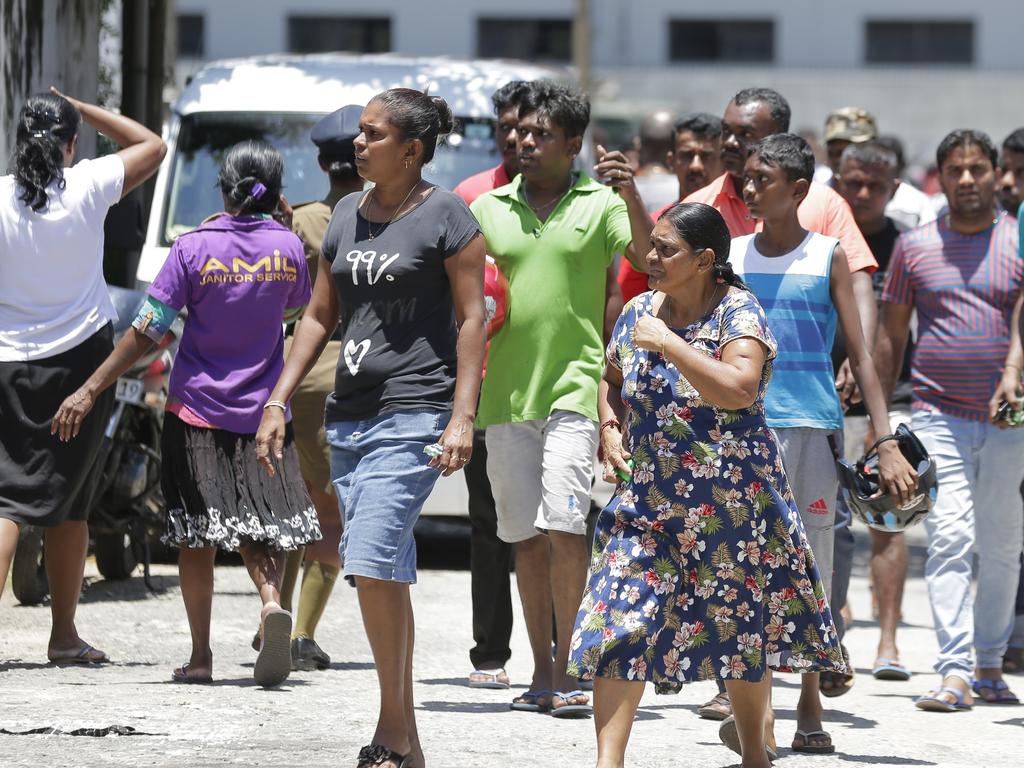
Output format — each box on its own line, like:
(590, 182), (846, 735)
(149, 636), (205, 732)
(310, 104), (363, 161)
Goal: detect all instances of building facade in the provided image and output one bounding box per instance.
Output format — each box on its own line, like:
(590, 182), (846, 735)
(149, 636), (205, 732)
(173, 0), (1024, 169)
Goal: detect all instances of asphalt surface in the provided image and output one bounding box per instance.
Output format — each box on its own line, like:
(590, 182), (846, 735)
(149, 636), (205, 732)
(1, 526), (1022, 767)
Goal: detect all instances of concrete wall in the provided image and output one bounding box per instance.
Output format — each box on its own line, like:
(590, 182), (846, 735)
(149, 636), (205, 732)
(0, 0), (100, 165)
(178, 0), (1024, 69)
(172, 0), (1024, 169)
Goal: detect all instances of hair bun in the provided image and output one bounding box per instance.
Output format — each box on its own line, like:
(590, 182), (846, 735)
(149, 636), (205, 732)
(430, 96), (455, 136)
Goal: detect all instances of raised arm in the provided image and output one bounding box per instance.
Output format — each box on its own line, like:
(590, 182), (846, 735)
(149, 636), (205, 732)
(52, 87), (165, 198)
(593, 145), (654, 271)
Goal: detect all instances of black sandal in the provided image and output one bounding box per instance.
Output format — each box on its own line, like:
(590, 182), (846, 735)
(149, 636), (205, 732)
(356, 744), (411, 768)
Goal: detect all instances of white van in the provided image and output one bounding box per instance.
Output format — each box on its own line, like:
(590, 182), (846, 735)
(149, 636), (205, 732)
(136, 53), (608, 520)
(137, 53), (572, 283)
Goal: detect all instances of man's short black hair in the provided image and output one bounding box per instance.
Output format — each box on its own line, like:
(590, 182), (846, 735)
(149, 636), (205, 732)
(936, 129), (998, 171)
(731, 88), (791, 133)
(492, 81), (530, 116)
(518, 79), (590, 139)
(1002, 128), (1024, 155)
(674, 112), (723, 141)
(751, 133), (815, 183)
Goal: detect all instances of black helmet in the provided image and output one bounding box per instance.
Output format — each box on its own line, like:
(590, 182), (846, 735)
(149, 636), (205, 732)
(836, 423), (937, 533)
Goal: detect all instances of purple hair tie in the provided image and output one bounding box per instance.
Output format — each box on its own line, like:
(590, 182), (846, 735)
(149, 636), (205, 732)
(251, 182), (267, 200)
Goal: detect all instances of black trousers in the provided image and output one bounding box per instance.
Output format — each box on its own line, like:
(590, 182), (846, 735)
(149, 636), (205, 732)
(466, 428), (514, 669)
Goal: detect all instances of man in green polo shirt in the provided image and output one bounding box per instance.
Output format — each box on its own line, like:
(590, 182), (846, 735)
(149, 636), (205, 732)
(471, 80), (653, 717)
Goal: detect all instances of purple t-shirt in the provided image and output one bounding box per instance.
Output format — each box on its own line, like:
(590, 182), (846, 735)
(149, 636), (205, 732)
(148, 215), (311, 433)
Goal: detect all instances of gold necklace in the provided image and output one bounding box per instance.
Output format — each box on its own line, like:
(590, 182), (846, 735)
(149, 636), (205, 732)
(665, 284), (720, 328)
(366, 181), (420, 240)
(523, 178), (571, 216)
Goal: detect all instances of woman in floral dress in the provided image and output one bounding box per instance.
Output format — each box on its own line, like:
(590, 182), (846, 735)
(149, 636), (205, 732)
(568, 203), (844, 768)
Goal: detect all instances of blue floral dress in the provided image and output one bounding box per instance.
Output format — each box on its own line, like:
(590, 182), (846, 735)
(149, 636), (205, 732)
(568, 290), (844, 690)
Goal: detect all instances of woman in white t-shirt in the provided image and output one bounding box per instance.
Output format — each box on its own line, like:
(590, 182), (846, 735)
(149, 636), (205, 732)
(0, 88), (164, 664)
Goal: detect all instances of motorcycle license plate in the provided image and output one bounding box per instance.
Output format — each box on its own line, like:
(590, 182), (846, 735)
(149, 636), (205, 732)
(115, 378), (145, 405)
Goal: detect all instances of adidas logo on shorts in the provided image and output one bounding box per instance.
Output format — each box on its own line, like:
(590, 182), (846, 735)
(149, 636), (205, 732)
(807, 498), (830, 516)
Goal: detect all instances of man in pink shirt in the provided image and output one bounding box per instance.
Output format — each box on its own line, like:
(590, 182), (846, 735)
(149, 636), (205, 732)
(454, 81), (529, 206)
(686, 88), (877, 730)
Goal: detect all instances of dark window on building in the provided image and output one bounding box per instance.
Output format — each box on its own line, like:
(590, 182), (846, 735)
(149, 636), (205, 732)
(477, 18), (572, 62)
(287, 16), (391, 54)
(177, 14), (204, 58)
(865, 21), (974, 64)
(668, 19), (774, 62)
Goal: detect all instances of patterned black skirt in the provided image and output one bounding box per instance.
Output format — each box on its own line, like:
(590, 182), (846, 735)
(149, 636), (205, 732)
(160, 412), (322, 551)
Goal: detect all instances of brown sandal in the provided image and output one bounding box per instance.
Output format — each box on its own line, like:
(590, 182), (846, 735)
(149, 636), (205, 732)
(698, 690), (732, 720)
(171, 663), (212, 684)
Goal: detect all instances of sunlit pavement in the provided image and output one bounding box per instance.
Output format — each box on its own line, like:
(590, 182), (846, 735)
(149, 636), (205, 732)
(1, 526), (1021, 768)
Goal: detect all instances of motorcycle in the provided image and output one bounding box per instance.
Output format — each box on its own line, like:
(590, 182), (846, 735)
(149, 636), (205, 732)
(11, 286), (181, 606)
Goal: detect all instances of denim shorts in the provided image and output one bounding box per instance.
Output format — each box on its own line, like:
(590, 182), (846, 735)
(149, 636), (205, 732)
(326, 408), (449, 584)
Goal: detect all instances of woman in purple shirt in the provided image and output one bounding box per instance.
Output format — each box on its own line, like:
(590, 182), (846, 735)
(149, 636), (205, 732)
(53, 141), (321, 688)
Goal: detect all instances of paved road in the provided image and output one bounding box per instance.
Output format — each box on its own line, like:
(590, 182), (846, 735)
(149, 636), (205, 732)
(1, 528), (1022, 768)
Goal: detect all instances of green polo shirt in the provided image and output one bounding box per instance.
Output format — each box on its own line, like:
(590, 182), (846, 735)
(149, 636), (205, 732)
(471, 172), (632, 427)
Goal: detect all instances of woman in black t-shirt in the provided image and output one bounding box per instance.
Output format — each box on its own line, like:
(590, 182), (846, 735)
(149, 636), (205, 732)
(257, 89), (485, 768)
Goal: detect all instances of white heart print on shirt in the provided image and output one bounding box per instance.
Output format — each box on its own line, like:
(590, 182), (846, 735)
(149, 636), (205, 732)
(344, 339), (371, 376)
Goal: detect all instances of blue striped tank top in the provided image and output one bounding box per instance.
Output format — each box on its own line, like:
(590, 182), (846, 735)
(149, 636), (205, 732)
(729, 231), (843, 430)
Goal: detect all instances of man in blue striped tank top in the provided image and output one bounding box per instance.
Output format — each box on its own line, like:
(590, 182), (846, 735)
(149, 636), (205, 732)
(730, 134), (917, 753)
(875, 130), (1024, 712)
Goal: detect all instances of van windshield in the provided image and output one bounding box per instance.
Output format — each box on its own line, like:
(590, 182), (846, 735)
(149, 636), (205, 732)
(161, 112), (500, 245)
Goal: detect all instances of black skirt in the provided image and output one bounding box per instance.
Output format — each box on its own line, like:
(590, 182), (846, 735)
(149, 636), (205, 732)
(160, 412), (322, 551)
(0, 325), (115, 527)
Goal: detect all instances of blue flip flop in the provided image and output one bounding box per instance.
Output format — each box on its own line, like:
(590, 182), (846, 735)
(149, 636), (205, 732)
(972, 678), (1021, 704)
(915, 686), (972, 712)
(510, 689), (551, 713)
(549, 689), (592, 719)
(873, 658), (912, 681)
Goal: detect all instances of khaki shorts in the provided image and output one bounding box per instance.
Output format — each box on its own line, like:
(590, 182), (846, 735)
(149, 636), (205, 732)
(285, 338), (342, 496)
(484, 411), (598, 543)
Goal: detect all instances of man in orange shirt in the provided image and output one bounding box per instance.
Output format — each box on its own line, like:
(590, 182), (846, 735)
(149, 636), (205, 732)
(686, 86), (877, 407)
(686, 87), (877, 725)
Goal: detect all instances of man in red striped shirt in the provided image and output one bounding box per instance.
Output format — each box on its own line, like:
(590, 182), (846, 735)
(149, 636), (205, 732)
(875, 129), (1024, 712)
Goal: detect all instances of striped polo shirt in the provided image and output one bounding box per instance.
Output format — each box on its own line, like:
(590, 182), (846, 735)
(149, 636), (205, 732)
(882, 213), (1021, 422)
(730, 231), (843, 430)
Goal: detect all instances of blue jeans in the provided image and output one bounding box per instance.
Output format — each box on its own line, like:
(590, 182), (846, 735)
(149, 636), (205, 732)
(326, 408), (449, 584)
(913, 409), (1024, 681)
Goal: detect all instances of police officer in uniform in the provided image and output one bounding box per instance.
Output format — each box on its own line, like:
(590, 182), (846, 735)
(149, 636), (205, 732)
(277, 105), (365, 670)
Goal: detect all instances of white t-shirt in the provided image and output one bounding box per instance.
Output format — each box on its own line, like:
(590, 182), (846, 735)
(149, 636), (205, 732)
(886, 180), (938, 232)
(634, 172), (680, 215)
(0, 154), (125, 361)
